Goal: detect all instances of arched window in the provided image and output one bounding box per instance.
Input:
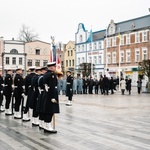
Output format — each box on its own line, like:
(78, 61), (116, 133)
(10, 49), (18, 54)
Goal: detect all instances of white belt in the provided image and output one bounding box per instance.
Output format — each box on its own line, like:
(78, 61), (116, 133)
(67, 83), (70, 84)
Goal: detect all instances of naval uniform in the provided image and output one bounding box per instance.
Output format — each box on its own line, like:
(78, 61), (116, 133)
(0, 75), (4, 111)
(66, 74), (73, 101)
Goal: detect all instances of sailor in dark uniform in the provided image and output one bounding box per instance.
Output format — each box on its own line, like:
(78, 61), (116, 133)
(13, 68), (24, 119)
(0, 73), (4, 112)
(36, 66), (47, 129)
(66, 70), (74, 106)
(3, 69), (13, 115)
(22, 66), (35, 121)
(31, 67), (42, 126)
(43, 62), (59, 133)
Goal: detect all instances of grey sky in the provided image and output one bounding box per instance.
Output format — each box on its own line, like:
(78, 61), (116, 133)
(0, 0), (149, 43)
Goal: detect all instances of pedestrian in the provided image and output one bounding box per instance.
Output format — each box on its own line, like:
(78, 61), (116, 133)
(3, 69), (13, 115)
(43, 62), (59, 133)
(0, 73), (4, 112)
(13, 68), (24, 119)
(109, 77), (114, 94)
(120, 77), (126, 95)
(126, 78), (132, 95)
(66, 70), (74, 106)
(137, 78), (142, 94)
(103, 75), (109, 95)
(22, 66), (36, 121)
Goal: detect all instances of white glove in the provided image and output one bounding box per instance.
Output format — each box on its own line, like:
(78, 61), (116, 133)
(51, 99), (57, 103)
(0, 91), (3, 94)
(22, 93), (25, 97)
(45, 85), (49, 92)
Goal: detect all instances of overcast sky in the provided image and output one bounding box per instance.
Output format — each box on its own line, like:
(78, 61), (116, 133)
(0, 0), (149, 43)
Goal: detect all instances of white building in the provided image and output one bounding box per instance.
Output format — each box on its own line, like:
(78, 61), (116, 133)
(75, 23), (105, 79)
(2, 39), (26, 74)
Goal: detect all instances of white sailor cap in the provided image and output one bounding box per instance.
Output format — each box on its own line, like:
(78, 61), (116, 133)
(47, 62), (56, 67)
(29, 66), (36, 70)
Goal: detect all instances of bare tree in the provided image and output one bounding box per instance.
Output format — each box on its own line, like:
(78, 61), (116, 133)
(18, 24), (39, 42)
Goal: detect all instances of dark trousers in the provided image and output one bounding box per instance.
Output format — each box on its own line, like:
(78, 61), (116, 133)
(32, 99), (38, 118)
(68, 96), (72, 101)
(14, 96), (22, 111)
(39, 113), (45, 121)
(138, 87), (141, 94)
(0, 93), (3, 106)
(5, 94), (12, 109)
(44, 113), (53, 123)
(121, 89), (125, 95)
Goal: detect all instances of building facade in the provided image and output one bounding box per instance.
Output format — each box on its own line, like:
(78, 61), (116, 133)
(1, 38), (25, 75)
(63, 41), (75, 73)
(106, 15), (150, 86)
(25, 40), (51, 71)
(75, 23), (105, 79)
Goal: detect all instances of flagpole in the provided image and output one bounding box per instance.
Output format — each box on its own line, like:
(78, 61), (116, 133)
(118, 28), (121, 92)
(105, 28), (108, 75)
(90, 27), (93, 77)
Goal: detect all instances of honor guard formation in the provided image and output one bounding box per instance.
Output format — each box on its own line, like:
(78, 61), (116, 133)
(0, 61), (67, 134)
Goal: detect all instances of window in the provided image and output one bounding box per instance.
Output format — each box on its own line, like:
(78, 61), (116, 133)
(82, 45), (84, 51)
(82, 57), (84, 63)
(142, 31), (147, 42)
(94, 42), (97, 50)
(66, 60), (68, 67)
(69, 60), (71, 66)
(107, 53), (111, 64)
(78, 58), (80, 65)
(120, 35), (124, 45)
(12, 57), (16, 65)
(71, 50), (73, 56)
(10, 49), (18, 54)
(19, 57), (23, 65)
(126, 50), (130, 62)
(112, 52), (116, 63)
(120, 51), (124, 63)
(36, 49), (40, 55)
(89, 43), (92, 51)
(89, 56), (92, 63)
(28, 59), (32, 66)
(112, 37), (116, 46)
(107, 38), (111, 47)
(126, 34), (130, 44)
(79, 35), (83, 42)
(68, 51), (69, 56)
(135, 32), (140, 43)
(72, 59), (74, 66)
(43, 60), (48, 66)
(78, 45), (80, 52)
(98, 55), (102, 64)
(35, 60), (40, 66)
(142, 48), (147, 60)
(6, 57), (9, 65)
(98, 42), (101, 49)
(135, 49), (140, 62)
(94, 56), (97, 64)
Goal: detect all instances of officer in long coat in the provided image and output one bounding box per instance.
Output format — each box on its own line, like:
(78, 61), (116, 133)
(22, 66), (35, 121)
(31, 67), (42, 126)
(36, 66), (47, 129)
(13, 68), (24, 119)
(43, 62), (59, 133)
(3, 69), (13, 115)
(66, 70), (73, 106)
(0, 73), (4, 112)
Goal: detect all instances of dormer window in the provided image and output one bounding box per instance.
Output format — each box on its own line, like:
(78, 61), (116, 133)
(79, 35), (83, 42)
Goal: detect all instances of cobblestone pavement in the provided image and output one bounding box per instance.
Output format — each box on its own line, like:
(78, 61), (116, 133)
(0, 89), (150, 150)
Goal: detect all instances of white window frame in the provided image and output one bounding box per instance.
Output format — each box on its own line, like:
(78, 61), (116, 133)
(88, 56), (92, 63)
(94, 56), (97, 64)
(120, 51), (124, 63)
(98, 41), (101, 49)
(142, 48), (147, 60)
(107, 38), (111, 47)
(112, 51), (116, 63)
(135, 48), (140, 62)
(112, 37), (116, 46)
(126, 49), (130, 62)
(142, 31), (147, 42)
(135, 32), (140, 43)
(120, 35), (124, 45)
(126, 34), (130, 45)
(98, 55), (102, 64)
(107, 53), (111, 64)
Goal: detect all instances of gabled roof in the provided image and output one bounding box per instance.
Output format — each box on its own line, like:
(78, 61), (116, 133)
(114, 14), (150, 34)
(25, 40), (50, 45)
(93, 29), (106, 41)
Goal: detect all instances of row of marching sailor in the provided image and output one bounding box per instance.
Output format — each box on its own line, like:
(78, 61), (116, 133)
(23, 62), (60, 133)
(0, 68), (24, 118)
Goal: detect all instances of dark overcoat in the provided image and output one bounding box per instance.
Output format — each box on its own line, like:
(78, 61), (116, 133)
(66, 75), (73, 97)
(43, 70), (59, 114)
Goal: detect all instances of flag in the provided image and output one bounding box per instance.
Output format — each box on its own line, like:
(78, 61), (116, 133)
(86, 29), (92, 43)
(56, 56), (62, 72)
(50, 50), (52, 62)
